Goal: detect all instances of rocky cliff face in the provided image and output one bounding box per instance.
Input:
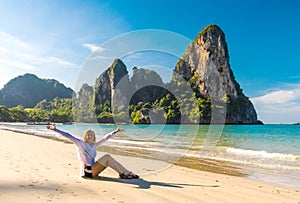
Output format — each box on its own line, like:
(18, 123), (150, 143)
(94, 59), (166, 109)
(77, 83), (93, 109)
(173, 24), (257, 124)
(129, 68), (165, 104)
(94, 58), (130, 111)
(93, 25), (259, 124)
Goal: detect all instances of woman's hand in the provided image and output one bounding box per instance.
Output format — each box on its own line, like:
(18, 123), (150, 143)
(114, 128), (125, 134)
(46, 125), (56, 131)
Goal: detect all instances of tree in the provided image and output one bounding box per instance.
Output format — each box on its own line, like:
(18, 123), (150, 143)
(9, 105), (28, 122)
(0, 106), (11, 121)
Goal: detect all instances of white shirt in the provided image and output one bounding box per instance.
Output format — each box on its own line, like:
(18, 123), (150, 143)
(56, 129), (115, 176)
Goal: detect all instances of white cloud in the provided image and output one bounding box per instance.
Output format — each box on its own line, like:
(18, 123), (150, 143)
(0, 32), (30, 49)
(0, 60), (35, 70)
(251, 86), (300, 123)
(83, 43), (105, 52)
(89, 55), (114, 61)
(0, 47), (9, 53)
(252, 90), (300, 104)
(0, 32), (77, 70)
(33, 56), (76, 68)
(0, 31), (80, 89)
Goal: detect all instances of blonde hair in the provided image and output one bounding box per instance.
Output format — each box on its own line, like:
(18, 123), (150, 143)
(83, 130), (96, 144)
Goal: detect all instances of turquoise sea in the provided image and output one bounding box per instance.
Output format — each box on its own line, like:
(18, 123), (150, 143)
(1, 123), (299, 190)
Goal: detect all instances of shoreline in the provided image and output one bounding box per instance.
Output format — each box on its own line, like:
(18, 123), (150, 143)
(0, 129), (299, 202)
(1, 125), (299, 189)
(0, 126), (247, 177)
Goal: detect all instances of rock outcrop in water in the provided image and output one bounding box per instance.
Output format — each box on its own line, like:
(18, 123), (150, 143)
(173, 24), (258, 124)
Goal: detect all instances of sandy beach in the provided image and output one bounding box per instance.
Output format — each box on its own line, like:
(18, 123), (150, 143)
(0, 129), (299, 203)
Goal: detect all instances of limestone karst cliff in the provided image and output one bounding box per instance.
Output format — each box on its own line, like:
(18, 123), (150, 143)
(173, 24), (257, 124)
(91, 24), (259, 124)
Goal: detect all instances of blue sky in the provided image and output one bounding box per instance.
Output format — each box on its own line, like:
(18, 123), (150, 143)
(0, 0), (299, 123)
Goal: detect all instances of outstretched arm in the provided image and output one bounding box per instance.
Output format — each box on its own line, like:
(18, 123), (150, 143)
(46, 125), (80, 143)
(95, 128), (125, 147)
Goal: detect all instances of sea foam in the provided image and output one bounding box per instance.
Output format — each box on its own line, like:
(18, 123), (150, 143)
(225, 147), (298, 161)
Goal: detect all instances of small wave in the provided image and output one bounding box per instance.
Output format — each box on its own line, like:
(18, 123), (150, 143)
(200, 155), (300, 171)
(225, 147), (298, 161)
(108, 139), (161, 147)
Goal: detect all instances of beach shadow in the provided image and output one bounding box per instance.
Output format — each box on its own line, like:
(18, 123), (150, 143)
(88, 176), (219, 189)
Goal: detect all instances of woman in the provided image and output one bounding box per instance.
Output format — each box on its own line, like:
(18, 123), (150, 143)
(46, 125), (139, 179)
